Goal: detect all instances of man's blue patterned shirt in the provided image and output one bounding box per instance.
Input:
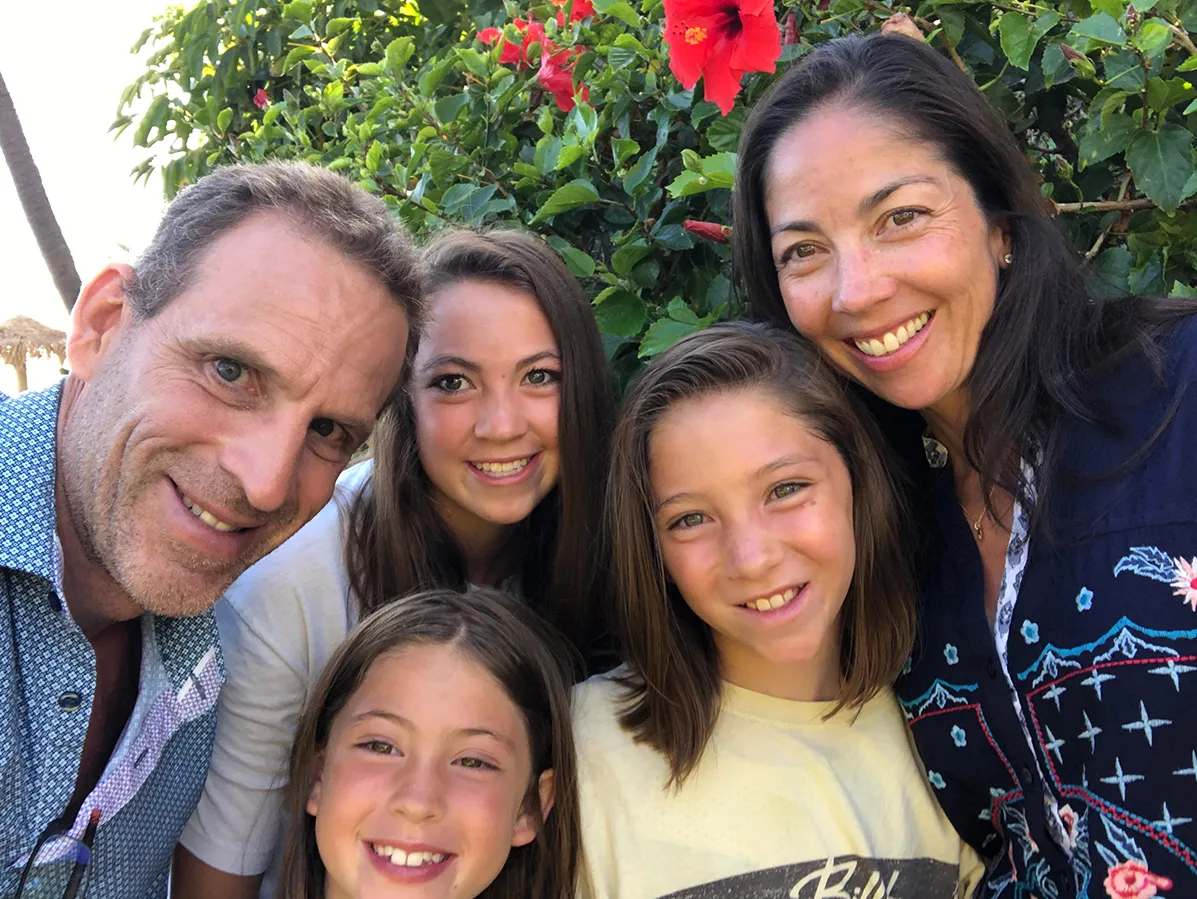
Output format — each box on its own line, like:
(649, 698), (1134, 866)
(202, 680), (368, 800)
(0, 383), (224, 898)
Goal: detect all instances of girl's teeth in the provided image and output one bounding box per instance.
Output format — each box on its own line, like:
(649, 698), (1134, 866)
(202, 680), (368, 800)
(371, 845), (447, 866)
(475, 458), (531, 475)
(744, 586), (798, 611)
(854, 312), (929, 357)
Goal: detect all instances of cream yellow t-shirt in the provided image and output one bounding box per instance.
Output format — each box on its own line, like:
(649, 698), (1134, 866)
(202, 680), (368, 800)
(573, 673), (985, 899)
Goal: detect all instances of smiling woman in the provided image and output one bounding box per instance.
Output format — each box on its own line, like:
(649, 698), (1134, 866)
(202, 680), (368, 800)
(173, 228), (614, 899)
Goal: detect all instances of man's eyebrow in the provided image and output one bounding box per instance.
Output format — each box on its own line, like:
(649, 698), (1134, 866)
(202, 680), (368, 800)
(182, 337), (281, 380)
(769, 176), (939, 237)
(418, 354), (481, 374)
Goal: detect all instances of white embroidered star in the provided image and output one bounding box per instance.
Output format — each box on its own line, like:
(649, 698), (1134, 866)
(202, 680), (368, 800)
(1121, 700), (1172, 746)
(1081, 670), (1116, 700)
(1155, 803), (1193, 834)
(1149, 659), (1196, 692)
(1100, 757), (1144, 800)
(1077, 711), (1103, 753)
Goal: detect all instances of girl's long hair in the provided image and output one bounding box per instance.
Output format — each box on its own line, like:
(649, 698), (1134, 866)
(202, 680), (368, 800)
(345, 229), (615, 655)
(276, 588), (581, 899)
(733, 33), (1197, 532)
(605, 322), (916, 785)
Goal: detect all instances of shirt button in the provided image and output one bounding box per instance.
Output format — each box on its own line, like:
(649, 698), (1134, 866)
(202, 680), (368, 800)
(58, 691), (83, 712)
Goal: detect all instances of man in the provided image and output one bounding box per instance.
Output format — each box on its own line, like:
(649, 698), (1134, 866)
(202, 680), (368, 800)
(0, 161), (420, 897)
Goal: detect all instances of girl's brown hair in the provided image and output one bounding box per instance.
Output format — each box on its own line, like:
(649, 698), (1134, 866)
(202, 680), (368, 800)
(606, 321), (916, 785)
(276, 587), (580, 899)
(345, 229), (615, 658)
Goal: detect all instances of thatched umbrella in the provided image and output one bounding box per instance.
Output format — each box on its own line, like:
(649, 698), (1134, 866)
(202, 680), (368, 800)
(0, 315), (66, 393)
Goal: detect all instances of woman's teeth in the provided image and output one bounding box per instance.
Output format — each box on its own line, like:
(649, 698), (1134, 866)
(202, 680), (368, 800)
(853, 312), (930, 357)
(741, 586), (798, 612)
(475, 458), (531, 475)
(371, 844), (446, 867)
(181, 495), (243, 532)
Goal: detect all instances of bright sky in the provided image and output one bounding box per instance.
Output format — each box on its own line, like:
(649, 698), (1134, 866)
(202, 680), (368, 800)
(0, 0), (173, 393)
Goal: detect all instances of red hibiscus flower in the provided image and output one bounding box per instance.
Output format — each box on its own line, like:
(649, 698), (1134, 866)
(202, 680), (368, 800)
(663, 0), (782, 114)
(553, 0), (595, 25)
(499, 18), (548, 70)
(538, 45), (589, 111)
(1103, 860), (1173, 899)
(684, 219), (732, 242)
(252, 88), (269, 110)
(477, 27), (502, 43)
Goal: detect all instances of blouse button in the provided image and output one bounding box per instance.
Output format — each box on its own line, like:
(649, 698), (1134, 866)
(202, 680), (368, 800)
(57, 691), (82, 712)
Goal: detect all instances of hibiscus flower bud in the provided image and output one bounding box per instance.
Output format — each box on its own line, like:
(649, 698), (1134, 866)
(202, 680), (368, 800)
(880, 13), (923, 41)
(253, 89), (269, 110)
(784, 13), (799, 45)
(684, 220), (733, 243)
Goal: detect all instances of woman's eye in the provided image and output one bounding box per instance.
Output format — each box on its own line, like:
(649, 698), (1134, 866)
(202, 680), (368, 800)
(671, 511), (706, 530)
(888, 209), (921, 228)
(214, 358), (249, 386)
(432, 374), (467, 393)
(524, 368), (560, 387)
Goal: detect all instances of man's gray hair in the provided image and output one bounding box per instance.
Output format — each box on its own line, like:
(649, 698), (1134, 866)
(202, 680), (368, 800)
(125, 161), (423, 328)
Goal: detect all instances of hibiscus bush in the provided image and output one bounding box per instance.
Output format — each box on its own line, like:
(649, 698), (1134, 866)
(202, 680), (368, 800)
(118, 0), (1197, 374)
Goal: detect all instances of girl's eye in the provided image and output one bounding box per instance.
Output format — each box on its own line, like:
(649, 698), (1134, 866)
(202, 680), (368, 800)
(359, 740), (397, 755)
(524, 368), (560, 387)
(771, 481), (808, 501)
(432, 374), (468, 393)
(455, 756), (497, 771)
(670, 511), (706, 530)
(214, 358), (250, 386)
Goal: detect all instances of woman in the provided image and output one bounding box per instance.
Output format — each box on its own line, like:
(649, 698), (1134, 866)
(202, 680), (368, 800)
(172, 228), (614, 898)
(734, 32), (1197, 898)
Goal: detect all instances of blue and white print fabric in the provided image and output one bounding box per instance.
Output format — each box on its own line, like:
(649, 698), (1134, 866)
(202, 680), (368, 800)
(892, 315), (1197, 898)
(0, 383), (225, 898)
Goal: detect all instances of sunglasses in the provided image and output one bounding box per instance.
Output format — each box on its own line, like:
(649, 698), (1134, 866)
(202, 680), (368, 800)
(13, 808), (100, 899)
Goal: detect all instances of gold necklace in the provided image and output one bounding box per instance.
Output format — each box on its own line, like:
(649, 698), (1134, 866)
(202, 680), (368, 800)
(961, 488), (995, 542)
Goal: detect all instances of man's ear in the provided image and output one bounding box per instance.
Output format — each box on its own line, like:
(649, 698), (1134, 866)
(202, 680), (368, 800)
(512, 769), (555, 848)
(67, 264), (136, 381)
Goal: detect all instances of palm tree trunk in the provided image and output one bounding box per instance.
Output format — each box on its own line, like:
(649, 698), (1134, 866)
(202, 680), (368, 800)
(0, 69), (81, 311)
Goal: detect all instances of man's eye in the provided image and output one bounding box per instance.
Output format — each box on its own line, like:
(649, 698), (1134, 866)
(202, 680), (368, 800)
(311, 418), (337, 439)
(214, 358), (248, 385)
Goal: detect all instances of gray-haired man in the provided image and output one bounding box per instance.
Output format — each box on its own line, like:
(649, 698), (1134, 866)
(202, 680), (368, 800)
(0, 162), (421, 897)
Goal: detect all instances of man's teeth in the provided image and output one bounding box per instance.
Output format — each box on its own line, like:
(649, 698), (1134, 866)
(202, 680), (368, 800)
(475, 457), (531, 475)
(181, 495), (242, 533)
(742, 586), (798, 612)
(854, 312), (930, 357)
(371, 844), (447, 867)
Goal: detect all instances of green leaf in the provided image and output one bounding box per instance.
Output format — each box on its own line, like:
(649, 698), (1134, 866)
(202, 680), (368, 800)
(560, 247), (596, 278)
(455, 47), (490, 78)
(611, 242), (651, 276)
(535, 135), (562, 174)
(1078, 112), (1136, 166)
(281, 1), (312, 21)
(283, 45), (316, 71)
(1126, 124), (1196, 212)
(1178, 56), (1197, 72)
(216, 107), (233, 132)
(613, 33), (650, 57)
(440, 182), (478, 212)
(607, 45), (639, 70)
(433, 92), (469, 124)
(532, 179), (600, 221)
(326, 17), (355, 35)
(1088, 0), (1125, 17)
(1170, 279), (1197, 297)
(623, 147), (659, 195)
(1094, 246), (1132, 295)
(419, 58), (454, 94)
(555, 144), (586, 170)
(639, 318), (701, 357)
(356, 62), (385, 76)
(1133, 19), (1173, 56)
(667, 167), (731, 197)
(665, 298), (701, 325)
(1071, 13), (1128, 46)
(366, 141), (383, 173)
(386, 37), (416, 74)
(612, 138), (639, 167)
(263, 104), (283, 126)
(460, 185), (500, 222)
(999, 14), (1037, 70)
(1103, 49), (1146, 90)
(652, 224), (695, 250)
(592, 289), (646, 338)
(1147, 76), (1196, 112)
(682, 149), (704, 173)
(593, 0), (640, 26)
(701, 152), (737, 182)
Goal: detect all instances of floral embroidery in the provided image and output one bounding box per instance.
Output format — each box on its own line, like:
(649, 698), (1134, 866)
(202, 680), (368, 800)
(1103, 859), (1173, 898)
(1170, 556), (1197, 611)
(1056, 803), (1080, 853)
(951, 725), (967, 747)
(928, 770), (946, 789)
(944, 643), (959, 665)
(1021, 620), (1040, 644)
(1077, 586), (1094, 611)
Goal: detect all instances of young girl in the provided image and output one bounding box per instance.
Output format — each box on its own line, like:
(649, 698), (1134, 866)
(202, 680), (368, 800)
(174, 229), (614, 897)
(276, 587), (579, 899)
(575, 322), (984, 898)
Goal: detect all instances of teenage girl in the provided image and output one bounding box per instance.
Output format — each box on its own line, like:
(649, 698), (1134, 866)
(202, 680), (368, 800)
(276, 587), (578, 899)
(574, 322), (984, 898)
(173, 229), (614, 897)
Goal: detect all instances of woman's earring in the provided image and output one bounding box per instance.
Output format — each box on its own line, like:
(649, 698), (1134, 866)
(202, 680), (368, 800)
(1003, 253), (1013, 265)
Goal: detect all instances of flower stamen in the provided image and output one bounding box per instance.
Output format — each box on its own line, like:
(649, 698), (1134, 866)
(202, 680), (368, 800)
(685, 26), (709, 44)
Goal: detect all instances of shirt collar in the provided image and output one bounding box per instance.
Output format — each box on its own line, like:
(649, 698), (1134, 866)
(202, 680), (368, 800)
(0, 381), (64, 584)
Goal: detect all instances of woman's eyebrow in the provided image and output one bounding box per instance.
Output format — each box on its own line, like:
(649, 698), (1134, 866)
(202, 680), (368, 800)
(770, 175), (939, 237)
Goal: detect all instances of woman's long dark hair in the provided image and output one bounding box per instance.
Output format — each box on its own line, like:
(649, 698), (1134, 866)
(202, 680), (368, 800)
(606, 322), (916, 785)
(276, 588), (581, 899)
(733, 33), (1196, 530)
(345, 229), (615, 654)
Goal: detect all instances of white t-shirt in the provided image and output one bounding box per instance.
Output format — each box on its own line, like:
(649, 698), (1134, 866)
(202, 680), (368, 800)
(573, 672), (986, 899)
(178, 460), (372, 892)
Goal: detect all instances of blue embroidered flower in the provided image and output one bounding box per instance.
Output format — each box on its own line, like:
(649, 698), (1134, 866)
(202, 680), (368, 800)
(944, 643), (959, 665)
(929, 770), (946, 789)
(1021, 620), (1040, 644)
(1075, 587), (1093, 611)
(951, 725), (967, 747)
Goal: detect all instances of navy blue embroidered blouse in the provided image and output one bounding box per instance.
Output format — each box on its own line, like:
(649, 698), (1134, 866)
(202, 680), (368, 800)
(891, 314), (1197, 898)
